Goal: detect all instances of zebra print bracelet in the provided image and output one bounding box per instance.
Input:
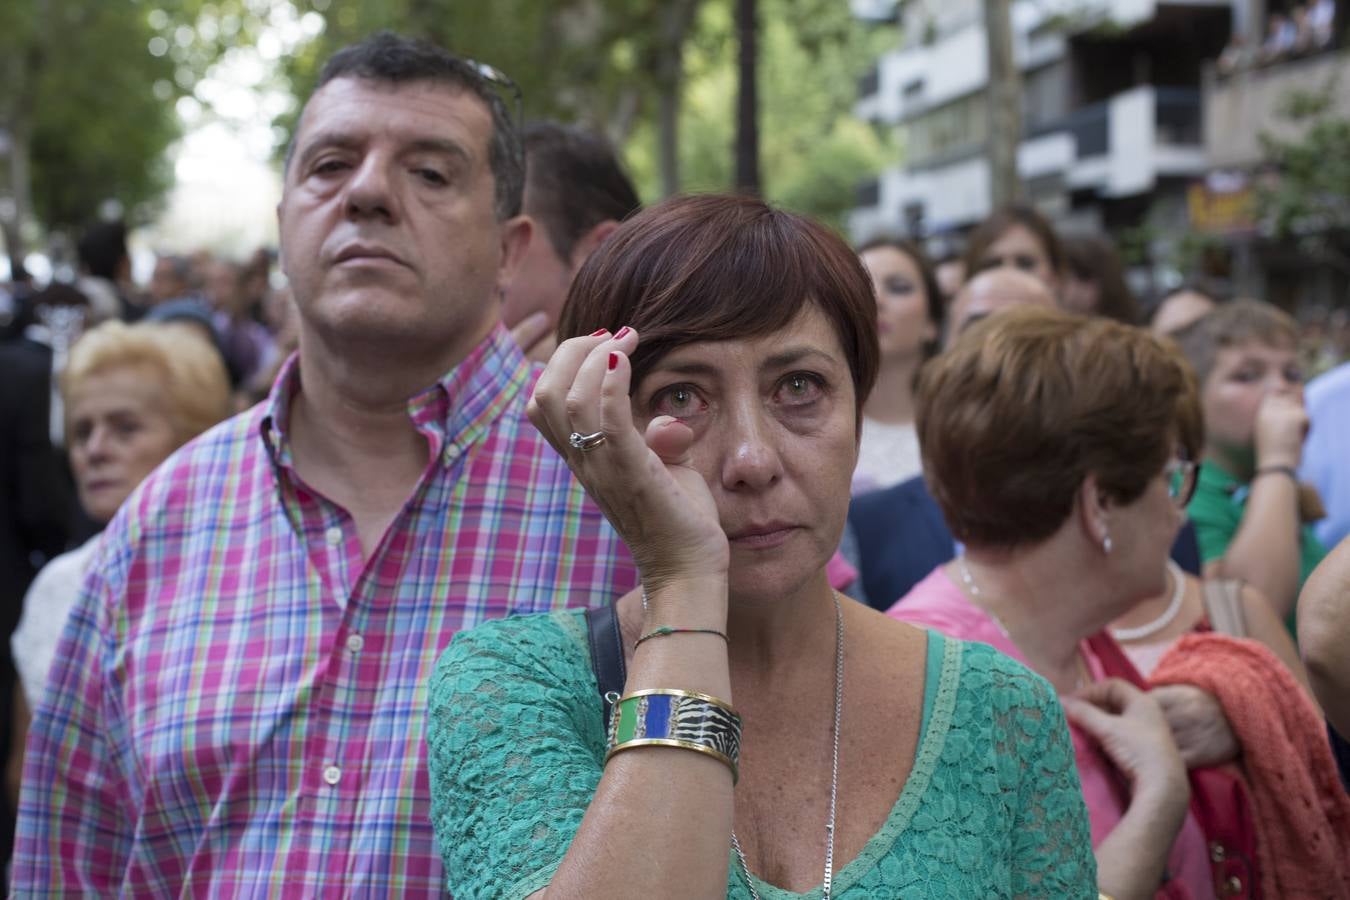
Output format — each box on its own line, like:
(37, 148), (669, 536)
(604, 689), (743, 782)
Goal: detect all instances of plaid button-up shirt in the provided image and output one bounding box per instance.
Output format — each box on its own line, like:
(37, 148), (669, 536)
(13, 326), (636, 896)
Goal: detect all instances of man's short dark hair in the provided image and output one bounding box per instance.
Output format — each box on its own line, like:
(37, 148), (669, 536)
(77, 222), (128, 280)
(289, 32), (524, 221)
(524, 121), (640, 262)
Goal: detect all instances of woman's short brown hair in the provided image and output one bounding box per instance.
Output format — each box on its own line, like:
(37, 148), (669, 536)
(916, 307), (1203, 549)
(1061, 233), (1140, 324)
(961, 204), (1064, 280)
(557, 193), (880, 414)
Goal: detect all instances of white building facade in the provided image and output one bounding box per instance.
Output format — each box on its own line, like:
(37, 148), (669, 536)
(850, 0), (1234, 248)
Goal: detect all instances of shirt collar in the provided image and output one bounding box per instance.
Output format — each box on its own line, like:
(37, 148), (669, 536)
(259, 324), (535, 470)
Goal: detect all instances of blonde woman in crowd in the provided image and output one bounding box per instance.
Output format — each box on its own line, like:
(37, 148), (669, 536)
(7, 321), (231, 803)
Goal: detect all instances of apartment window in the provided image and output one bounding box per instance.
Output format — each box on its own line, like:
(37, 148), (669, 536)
(1024, 62), (1069, 132)
(905, 91), (987, 166)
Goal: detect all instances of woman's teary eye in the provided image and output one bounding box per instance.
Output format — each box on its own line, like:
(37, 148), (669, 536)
(777, 373), (825, 405)
(651, 384), (706, 418)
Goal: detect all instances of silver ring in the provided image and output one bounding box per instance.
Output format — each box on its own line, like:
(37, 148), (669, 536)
(568, 430), (607, 452)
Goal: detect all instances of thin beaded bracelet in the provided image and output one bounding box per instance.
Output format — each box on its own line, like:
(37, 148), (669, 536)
(605, 688), (742, 782)
(633, 625), (729, 650)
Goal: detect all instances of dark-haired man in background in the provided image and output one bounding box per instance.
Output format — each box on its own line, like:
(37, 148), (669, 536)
(14, 33), (634, 894)
(505, 120), (640, 362)
(76, 220), (140, 321)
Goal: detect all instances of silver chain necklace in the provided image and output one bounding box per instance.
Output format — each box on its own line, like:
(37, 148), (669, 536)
(957, 554), (1089, 691)
(731, 590), (844, 900)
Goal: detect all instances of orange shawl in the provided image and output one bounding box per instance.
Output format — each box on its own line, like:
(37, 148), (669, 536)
(1153, 633), (1350, 899)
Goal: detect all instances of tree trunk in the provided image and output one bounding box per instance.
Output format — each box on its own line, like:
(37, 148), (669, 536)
(734, 0), (760, 195)
(984, 0), (1021, 209)
(2, 0), (51, 277)
(2, 118), (33, 275)
(654, 0), (699, 197)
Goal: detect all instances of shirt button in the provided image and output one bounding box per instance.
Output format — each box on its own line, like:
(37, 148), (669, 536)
(345, 633), (364, 653)
(322, 765), (341, 786)
(325, 526), (342, 546)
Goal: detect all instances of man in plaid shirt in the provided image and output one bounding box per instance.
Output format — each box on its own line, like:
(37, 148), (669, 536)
(13, 33), (635, 895)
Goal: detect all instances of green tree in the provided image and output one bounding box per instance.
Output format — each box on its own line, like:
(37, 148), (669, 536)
(278, 0), (695, 154)
(275, 0), (891, 229)
(0, 0), (262, 271)
(626, 0), (895, 229)
(1256, 83), (1350, 274)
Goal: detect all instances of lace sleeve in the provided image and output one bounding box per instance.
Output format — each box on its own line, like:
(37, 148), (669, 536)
(997, 657), (1098, 899)
(426, 611), (603, 900)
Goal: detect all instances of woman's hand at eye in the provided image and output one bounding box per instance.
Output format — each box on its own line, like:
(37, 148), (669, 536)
(527, 328), (730, 600)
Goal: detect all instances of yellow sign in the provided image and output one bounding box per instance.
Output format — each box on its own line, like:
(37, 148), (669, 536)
(1187, 181), (1256, 235)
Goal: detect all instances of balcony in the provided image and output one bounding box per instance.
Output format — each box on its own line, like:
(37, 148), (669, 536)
(1204, 52), (1350, 169)
(1059, 85), (1206, 197)
(1065, 87), (1201, 162)
(1065, 103), (1110, 158)
(1156, 87), (1204, 145)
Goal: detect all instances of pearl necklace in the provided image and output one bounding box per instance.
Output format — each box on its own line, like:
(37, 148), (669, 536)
(731, 590), (844, 900)
(1108, 560), (1187, 642)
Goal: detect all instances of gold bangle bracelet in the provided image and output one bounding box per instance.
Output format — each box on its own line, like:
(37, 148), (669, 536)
(605, 689), (743, 783)
(604, 737), (739, 781)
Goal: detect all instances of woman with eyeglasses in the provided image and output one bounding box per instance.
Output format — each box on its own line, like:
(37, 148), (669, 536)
(1107, 445), (1305, 682)
(887, 307), (1257, 898)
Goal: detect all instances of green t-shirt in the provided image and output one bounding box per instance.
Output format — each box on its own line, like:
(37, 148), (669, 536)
(1187, 459), (1328, 633)
(426, 609), (1096, 899)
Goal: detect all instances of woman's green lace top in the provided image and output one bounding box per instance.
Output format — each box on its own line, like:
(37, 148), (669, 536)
(427, 610), (1096, 899)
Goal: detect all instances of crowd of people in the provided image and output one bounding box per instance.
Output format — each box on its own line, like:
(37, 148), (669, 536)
(2, 30), (1349, 898)
(1217, 0), (1338, 74)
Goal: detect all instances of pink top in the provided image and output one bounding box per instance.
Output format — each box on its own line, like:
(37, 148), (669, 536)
(888, 566), (1216, 900)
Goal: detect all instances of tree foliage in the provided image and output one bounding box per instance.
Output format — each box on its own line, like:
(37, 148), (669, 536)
(0, 0), (270, 263)
(624, 0), (896, 229)
(2, 0), (896, 264)
(278, 0), (685, 145)
(280, 0), (894, 230)
(1257, 82), (1350, 271)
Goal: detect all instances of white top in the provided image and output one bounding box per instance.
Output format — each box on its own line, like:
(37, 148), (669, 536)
(852, 418), (922, 495)
(12, 536), (100, 710)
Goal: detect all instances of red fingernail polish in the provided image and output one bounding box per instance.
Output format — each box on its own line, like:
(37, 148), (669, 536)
(608, 352), (619, 371)
(615, 326), (631, 339)
(591, 328), (609, 337)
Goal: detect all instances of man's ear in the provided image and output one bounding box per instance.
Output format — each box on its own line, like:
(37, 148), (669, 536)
(497, 215), (533, 293)
(568, 219), (620, 275)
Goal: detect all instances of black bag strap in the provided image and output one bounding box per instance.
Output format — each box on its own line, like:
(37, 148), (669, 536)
(584, 602), (627, 729)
